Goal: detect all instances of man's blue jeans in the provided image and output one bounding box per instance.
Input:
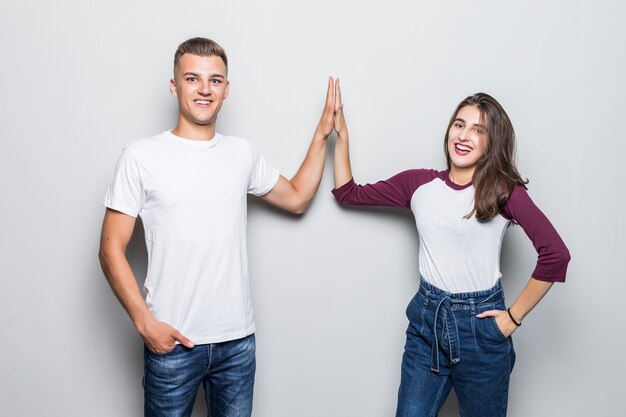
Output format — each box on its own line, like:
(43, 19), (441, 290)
(143, 334), (256, 417)
(396, 279), (516, 417)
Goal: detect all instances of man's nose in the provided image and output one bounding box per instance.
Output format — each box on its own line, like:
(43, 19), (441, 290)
(198, 80), (211, 95)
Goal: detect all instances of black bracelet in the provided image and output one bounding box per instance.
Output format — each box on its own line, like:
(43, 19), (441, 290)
(507, 308), (522, 327)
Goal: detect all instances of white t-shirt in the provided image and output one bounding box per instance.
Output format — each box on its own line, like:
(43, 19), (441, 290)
(104, 130), (280, 344)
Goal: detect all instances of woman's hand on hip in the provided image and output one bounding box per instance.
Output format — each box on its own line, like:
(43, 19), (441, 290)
(477, 309), (518, 338)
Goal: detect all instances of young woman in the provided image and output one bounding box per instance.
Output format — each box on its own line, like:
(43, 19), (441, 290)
(331, 87), (570, 417)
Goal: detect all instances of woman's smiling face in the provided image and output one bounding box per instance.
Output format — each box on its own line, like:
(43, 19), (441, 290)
(446, 105), (488, 173)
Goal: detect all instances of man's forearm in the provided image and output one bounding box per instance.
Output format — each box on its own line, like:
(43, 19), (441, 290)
(288, 128), (329, 210)
(99, 244), (153, 334)
(99, 215), (193, 351)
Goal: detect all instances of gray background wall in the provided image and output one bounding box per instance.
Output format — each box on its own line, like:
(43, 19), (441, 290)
(1, 0), (624, 416)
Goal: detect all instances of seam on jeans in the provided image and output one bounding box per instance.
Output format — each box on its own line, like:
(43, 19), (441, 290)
(471, 314), (479, 349)
(443, 311), (451, 356)
(489, 316), (509, 342)
(509, 339), (516, 372)
(204, 378), (212, 415)
(498, 348), (512, 417)
(206, 344), (213, 375)
(419, 296), (429, 335)
(429, 377), (449, 417)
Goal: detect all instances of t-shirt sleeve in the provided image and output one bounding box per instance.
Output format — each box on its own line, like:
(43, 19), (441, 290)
(502, 186), (571, 282)
(103, 147), (144, 217)
(332, 169), (434, 209)
(247, 143), (280, 196)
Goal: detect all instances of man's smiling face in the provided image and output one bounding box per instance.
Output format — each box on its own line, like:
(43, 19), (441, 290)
(170, 53), (230, 129)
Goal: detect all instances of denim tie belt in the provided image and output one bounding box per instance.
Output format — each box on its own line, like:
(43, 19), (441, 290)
(422, 282), (503, 373)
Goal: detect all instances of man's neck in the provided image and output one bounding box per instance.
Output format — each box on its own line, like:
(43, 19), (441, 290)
(171, 120), (217, 141)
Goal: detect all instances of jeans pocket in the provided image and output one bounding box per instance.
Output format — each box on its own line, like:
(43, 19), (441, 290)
(488, 316), (509, 342)
(474, 304), (510, 350)
(145, 344), (179, 356)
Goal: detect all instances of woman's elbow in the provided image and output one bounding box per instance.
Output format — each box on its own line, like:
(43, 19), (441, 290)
(560, 247), (572, 268)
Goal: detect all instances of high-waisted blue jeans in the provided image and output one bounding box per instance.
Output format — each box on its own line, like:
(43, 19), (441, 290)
(396, 279), (516, 417)
(143, 334), (256, 417)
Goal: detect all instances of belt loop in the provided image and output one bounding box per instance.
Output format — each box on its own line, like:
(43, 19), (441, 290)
(469, 298), (475, 315)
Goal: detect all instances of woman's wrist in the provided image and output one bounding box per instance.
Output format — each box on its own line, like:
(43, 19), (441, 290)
(336, 128), (348, 140)
(507, 308), (522, 327)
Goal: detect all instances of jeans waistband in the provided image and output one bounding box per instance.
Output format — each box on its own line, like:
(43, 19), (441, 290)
(418, 278), (504, 373)
(418, 279), (504, 305)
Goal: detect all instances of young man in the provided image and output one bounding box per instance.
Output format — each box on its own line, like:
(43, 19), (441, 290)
(99, 37), (339, 417)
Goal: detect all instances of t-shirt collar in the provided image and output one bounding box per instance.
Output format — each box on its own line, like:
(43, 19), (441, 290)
(162, 130), (223, 148)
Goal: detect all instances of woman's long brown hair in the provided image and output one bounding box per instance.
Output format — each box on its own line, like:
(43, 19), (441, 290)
(444, 93), (528, 222)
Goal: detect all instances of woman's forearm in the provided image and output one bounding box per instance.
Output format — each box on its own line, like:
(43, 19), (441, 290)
(509, 277), (554, 323)
(334, 129), (353, 189)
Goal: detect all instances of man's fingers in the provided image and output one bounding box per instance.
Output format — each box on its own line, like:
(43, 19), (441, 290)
(325, 76), (335, 108)
(172, 330), (194, 348)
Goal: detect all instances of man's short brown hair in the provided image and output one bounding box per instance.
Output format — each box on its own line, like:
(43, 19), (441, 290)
(173, 37), (228, 74)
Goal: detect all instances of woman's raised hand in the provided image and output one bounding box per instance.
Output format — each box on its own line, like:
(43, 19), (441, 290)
(334, 78), (347, 137)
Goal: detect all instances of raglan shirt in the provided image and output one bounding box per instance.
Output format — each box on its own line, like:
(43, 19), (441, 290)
(104, 130), (280, 344)
(332, 169), (570, 293)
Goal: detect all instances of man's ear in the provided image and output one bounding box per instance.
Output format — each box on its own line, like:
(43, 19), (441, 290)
(169, 79), (178, 98)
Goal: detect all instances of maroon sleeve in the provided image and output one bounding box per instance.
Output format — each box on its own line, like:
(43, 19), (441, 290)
(502, 186), (571, 282)
(332, 169), (438, 209)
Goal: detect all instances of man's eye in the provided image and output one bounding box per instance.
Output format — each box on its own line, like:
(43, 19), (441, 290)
(186, 77), (197, 82)
(211, 79), (222, 84)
